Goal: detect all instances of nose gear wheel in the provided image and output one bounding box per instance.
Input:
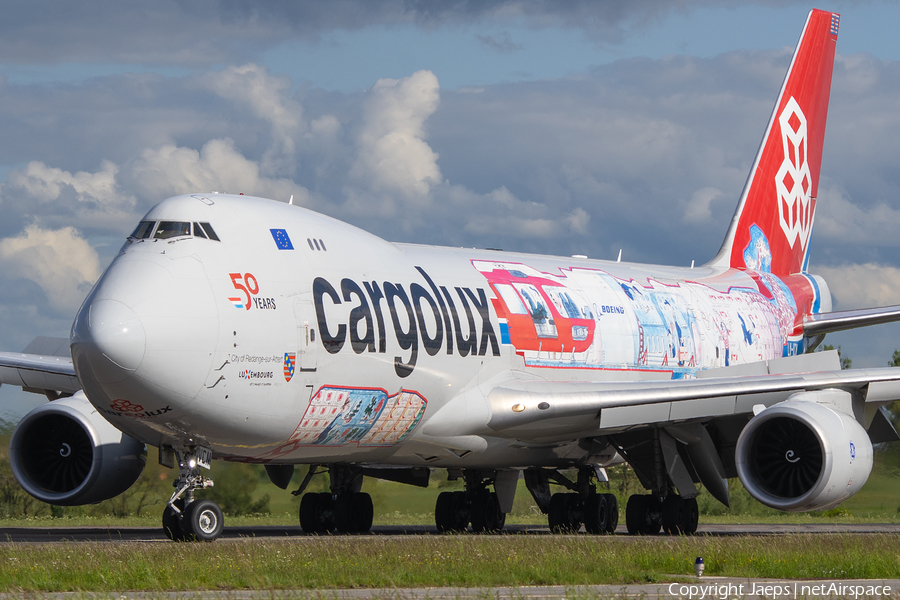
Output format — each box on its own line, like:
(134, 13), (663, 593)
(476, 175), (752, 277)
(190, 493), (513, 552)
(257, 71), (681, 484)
(162, 447), (222, 542)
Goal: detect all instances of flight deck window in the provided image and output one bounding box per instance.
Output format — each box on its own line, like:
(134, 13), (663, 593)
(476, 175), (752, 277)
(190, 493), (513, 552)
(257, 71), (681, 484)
(199, 222), (220, 241)
(192, 222), (208, 239)
(131, 221), (155, 239)
(154, 221), (191, 239)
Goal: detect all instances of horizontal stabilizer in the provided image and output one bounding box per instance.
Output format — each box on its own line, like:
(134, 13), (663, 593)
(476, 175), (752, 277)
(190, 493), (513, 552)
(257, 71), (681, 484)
(803, 304), (900, 336)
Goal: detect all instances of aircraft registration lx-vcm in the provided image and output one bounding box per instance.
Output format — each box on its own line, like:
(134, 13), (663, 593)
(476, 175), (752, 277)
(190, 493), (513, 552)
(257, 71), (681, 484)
(2, 9), (900, 541)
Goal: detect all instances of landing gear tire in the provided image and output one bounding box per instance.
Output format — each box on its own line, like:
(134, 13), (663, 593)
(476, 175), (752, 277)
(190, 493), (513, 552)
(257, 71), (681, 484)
(182, 499), (224, 542)
(583, 493), (610, 534)
(626, 494), (661, 535)
(625, 494), (641, 535)
(603, 493), (619, 534)
(334, 492), (373, 534)
(662, 495), (685, 535)
(470, 490), (505, 533)
(682, 497), (699, 534)
(548, 492), (581, 533)
(162, 499), (187, 542)
(435, 491), (469, 533)
(299, 492), (335, 534)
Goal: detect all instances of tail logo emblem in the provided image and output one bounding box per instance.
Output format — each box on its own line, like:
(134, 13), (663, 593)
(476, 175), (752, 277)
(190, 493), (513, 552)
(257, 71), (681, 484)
(776, 96), (813, 251)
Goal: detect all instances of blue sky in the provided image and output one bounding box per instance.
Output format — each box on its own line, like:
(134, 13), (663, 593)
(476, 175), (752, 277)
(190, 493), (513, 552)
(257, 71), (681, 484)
(1, 0), (900, 421)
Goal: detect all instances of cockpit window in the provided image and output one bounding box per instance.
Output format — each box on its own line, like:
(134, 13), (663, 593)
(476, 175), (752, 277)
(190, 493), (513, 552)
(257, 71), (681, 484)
(154, 221), (191, 239)
(130, 221), (155, 239)
(198, 222), (220, 241)
(128, 220), (221, 242)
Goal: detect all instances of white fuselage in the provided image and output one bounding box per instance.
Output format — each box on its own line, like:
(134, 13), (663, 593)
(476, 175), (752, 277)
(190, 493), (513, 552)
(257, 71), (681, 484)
(70, 194), (820, 468)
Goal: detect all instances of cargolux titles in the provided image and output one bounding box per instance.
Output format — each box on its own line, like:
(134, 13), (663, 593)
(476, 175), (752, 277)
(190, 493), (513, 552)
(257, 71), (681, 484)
(313, 266), (500, 377)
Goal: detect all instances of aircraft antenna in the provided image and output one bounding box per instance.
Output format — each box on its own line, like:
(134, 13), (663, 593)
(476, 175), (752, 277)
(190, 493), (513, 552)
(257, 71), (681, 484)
(289, 195), (294, 205)
(691, 260), (695, 269)
(617, 249), (622, 263)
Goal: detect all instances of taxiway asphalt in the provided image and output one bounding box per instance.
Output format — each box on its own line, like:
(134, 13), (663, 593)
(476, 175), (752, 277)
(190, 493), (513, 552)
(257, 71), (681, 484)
(1, 522), (899, 542)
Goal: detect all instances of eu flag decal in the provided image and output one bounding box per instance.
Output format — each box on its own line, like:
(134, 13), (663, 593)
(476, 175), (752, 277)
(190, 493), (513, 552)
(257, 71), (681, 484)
(270, 229), (294, 250)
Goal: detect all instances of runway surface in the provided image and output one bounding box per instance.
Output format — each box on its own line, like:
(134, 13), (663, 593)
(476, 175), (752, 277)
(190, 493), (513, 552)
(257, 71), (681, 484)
(1, 522), (899, 542)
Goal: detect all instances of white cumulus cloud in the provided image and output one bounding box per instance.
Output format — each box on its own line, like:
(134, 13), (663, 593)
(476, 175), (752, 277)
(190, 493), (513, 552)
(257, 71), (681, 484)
(129, 138), (308, 206)
(814, 184), (900, 247)
(352, 70), (442, 199)
(1, 160), (138, 234)
(8, 160), (121, 206)
(201, 64), (303, 174)
(0, 226), (100, 313)
(684, 187), (724, 223)
(813, 263), (900, 310)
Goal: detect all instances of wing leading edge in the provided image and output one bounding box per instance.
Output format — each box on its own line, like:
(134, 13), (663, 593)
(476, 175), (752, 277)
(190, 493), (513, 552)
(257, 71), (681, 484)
(484, 351), (900, 439)
(0, 337), (79, 398)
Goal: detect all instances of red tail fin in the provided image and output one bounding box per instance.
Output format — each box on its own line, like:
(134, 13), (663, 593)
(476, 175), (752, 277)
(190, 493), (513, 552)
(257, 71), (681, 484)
(710, 9), (839, 275)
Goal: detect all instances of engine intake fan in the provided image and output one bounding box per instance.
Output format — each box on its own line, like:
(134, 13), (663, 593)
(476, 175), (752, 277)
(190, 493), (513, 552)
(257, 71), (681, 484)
(735, 391), (872, 512)
(10, 393), (146, 506)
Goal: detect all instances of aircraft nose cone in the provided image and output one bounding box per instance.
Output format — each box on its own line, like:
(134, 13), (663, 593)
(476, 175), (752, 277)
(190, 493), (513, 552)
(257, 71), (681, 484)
(72, 299), (146, 384)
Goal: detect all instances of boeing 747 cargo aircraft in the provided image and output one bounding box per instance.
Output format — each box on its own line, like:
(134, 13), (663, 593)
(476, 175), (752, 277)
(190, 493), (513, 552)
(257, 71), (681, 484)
(2, 9), (899, 541)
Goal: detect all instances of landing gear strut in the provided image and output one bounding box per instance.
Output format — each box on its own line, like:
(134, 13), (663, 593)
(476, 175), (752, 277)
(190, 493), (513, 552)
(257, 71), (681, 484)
(296, 465), (374, 534)
(434, 470), (506, 533)
(162, 447), (224, 542)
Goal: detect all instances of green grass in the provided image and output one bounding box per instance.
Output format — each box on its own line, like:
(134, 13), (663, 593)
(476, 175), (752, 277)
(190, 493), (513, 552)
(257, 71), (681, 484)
(0, 534), (896, 591)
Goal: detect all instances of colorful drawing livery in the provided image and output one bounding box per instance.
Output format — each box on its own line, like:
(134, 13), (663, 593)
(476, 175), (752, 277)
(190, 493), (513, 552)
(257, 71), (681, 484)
(287, 387), (426, 447)
(477, 259), (796, 374)
(5, 10), (900, 542)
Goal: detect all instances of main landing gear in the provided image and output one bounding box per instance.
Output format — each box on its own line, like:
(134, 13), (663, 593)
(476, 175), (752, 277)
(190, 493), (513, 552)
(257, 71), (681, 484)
(525, 467), (618, 534)
(434, 470), (507, 533)
(162, 447), (224, 542)
(296, 465), (374, 534)
(625, 493), (699, 535)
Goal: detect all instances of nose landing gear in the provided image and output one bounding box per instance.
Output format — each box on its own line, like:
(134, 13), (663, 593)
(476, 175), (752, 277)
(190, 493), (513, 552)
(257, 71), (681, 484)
(161, 446), (224, 542)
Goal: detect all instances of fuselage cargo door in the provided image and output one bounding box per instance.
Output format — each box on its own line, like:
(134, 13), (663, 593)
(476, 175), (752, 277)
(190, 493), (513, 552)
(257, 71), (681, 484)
(294, 299), (317, 372)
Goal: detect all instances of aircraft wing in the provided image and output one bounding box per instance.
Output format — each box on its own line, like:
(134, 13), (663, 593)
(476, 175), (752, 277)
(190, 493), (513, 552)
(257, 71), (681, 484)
(483, 351), (900, 439)
(0, 336), (80, 397)
(803, 304), (900, 336)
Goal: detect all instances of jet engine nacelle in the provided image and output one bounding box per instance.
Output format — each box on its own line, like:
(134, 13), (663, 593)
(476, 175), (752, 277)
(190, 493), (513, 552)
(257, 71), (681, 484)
(735, 392), (872, 512)
(9, 392), (146, 506)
